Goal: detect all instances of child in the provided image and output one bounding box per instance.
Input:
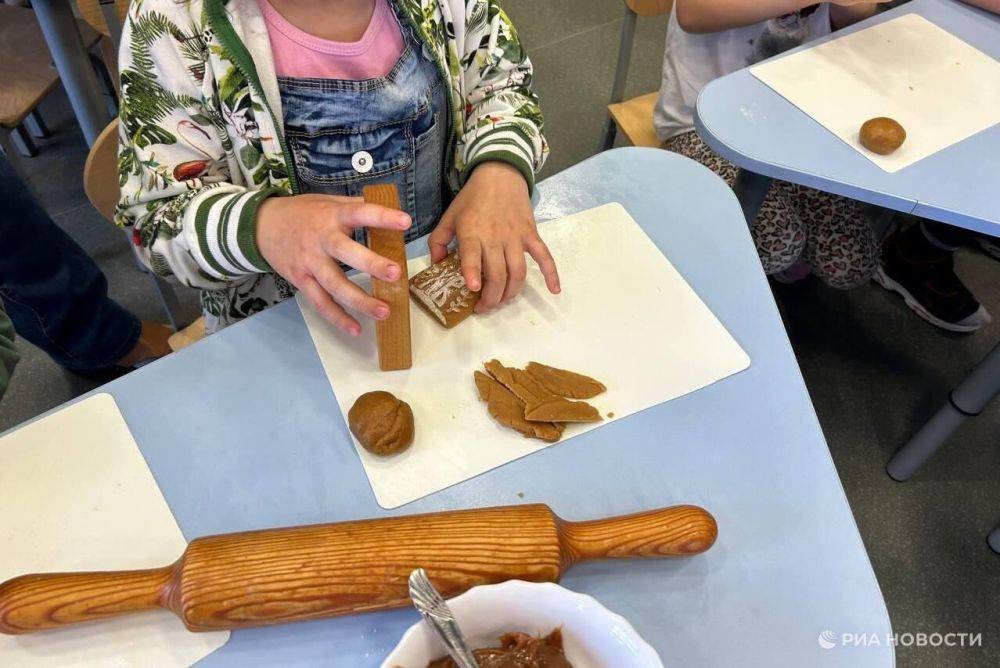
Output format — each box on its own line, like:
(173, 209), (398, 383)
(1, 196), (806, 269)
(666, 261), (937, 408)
(654, 1), (890, 289)
(116, 0), (559, 335)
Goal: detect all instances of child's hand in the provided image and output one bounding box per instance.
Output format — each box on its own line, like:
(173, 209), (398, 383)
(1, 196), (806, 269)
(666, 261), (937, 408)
(428, 162), (561, 313)
(256, 194), (411, 335)
(828, 1), (891, 29)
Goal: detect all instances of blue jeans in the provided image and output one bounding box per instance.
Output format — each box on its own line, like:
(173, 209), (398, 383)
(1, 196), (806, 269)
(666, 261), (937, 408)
(0, 156), (140, 372)
(279, 10), (448, 244)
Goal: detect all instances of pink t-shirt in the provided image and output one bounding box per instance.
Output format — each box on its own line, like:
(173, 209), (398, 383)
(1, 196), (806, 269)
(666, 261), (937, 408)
(258, 0), (405, 80)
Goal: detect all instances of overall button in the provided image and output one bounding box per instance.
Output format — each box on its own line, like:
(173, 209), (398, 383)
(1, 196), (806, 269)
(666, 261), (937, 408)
(352, 151), (373, 173)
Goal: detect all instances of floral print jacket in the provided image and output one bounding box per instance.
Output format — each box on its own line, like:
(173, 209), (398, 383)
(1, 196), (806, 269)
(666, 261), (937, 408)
(116, 0), (547, 330)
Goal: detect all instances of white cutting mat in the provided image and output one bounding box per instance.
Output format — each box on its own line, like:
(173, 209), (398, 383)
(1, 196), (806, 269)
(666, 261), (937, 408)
(750, 13), (1000, 172)
(0, 394), (228, 666)
(299, 203), (750, 508)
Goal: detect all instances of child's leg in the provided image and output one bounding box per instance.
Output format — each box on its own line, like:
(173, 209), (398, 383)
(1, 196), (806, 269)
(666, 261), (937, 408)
(664, 132), (805, 274)
(789, 185), (878, 289)
(754, 180), (808, 276)
(663, 131), (739, 183)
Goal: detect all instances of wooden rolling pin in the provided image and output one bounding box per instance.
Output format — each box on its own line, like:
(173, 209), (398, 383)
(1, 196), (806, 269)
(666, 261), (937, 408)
(0, 503), (716, 634)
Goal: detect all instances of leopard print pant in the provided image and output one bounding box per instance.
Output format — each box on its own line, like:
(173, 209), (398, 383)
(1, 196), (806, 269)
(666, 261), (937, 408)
(665, 131), (877, 289)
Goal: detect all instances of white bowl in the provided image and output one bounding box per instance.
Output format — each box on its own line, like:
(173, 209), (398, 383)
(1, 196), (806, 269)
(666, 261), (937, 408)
(381, 580), (663, 667)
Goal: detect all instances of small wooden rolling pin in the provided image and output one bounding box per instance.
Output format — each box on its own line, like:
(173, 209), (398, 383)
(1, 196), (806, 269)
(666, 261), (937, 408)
(0, 503), (716, 634)
(363, 183), (411, 371)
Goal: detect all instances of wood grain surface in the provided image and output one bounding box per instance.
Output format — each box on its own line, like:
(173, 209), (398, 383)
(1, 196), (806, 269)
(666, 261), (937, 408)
(76, 0), (131, 38)
(0, 503), (717, 634)
(608, 92), (662, 148)
(0, 567), (173, 633)
(558, 504), (718, 565)
(83, 119), (121, 221)
(0, 6), (103, 128)
(1, 6), (60, 128)
(363, 184), (412, 371)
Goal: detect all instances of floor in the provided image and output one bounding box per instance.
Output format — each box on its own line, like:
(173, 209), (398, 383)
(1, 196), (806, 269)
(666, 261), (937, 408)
(2, 2), (998, 666)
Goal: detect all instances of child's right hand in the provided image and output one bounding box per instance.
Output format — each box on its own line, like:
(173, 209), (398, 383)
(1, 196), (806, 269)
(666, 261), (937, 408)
(256, 194), (412, 336)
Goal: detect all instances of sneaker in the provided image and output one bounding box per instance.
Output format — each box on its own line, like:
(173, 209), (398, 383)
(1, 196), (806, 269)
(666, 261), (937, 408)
(975, 235), (1000, 261)
(876, 228), (992, 333)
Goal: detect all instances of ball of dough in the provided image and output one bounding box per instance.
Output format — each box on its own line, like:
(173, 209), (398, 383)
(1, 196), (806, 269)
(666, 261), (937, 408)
(859, 117), (906, 155)
(348, 391), (414, 456)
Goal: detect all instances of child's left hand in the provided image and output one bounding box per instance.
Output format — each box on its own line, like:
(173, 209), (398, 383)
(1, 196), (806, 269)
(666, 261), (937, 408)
(428, 161), (561, 313)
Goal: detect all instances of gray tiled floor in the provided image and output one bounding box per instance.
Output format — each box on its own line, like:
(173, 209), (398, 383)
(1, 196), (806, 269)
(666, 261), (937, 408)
(2, 3), (999, 666)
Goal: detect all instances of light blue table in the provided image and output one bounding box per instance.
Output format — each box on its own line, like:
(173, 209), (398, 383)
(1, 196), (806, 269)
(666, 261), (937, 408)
(695, 0), (1000, 238)
(34, 149), (892, 665)
(695, 0), (1000, 513)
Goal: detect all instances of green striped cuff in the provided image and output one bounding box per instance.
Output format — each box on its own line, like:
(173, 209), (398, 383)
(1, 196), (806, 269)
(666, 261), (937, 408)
(192, 187), (285, 278)
(462, 124), (538, 194)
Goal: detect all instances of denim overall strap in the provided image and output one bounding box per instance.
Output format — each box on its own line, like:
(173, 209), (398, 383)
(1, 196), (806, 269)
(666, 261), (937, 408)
(277, 15), (448, 244)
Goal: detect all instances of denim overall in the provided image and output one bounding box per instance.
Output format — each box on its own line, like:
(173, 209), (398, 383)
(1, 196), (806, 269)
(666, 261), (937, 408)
(278, 14), (448, 245)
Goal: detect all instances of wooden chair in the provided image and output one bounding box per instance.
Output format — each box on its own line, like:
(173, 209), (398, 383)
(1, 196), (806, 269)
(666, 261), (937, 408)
(75, 0), (130, 84)
(600, 0), (673, 150)
(76, 0), (130, 35)
(84, 118), (198, 341)
(79, 1), (202, 346)
(0, 5), (101, 158)
(82, 119), (121, 221)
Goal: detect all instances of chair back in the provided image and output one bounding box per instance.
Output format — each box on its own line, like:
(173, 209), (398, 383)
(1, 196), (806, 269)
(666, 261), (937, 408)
(84, 116), (192, 333)
(75, 0), (129, 40)
(83, 118), (120, 222)
(599, 0), (673, 149)
(76, 0), (129, 84)
(0, 5), (60, 132)
(624, 0), (673, 17)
